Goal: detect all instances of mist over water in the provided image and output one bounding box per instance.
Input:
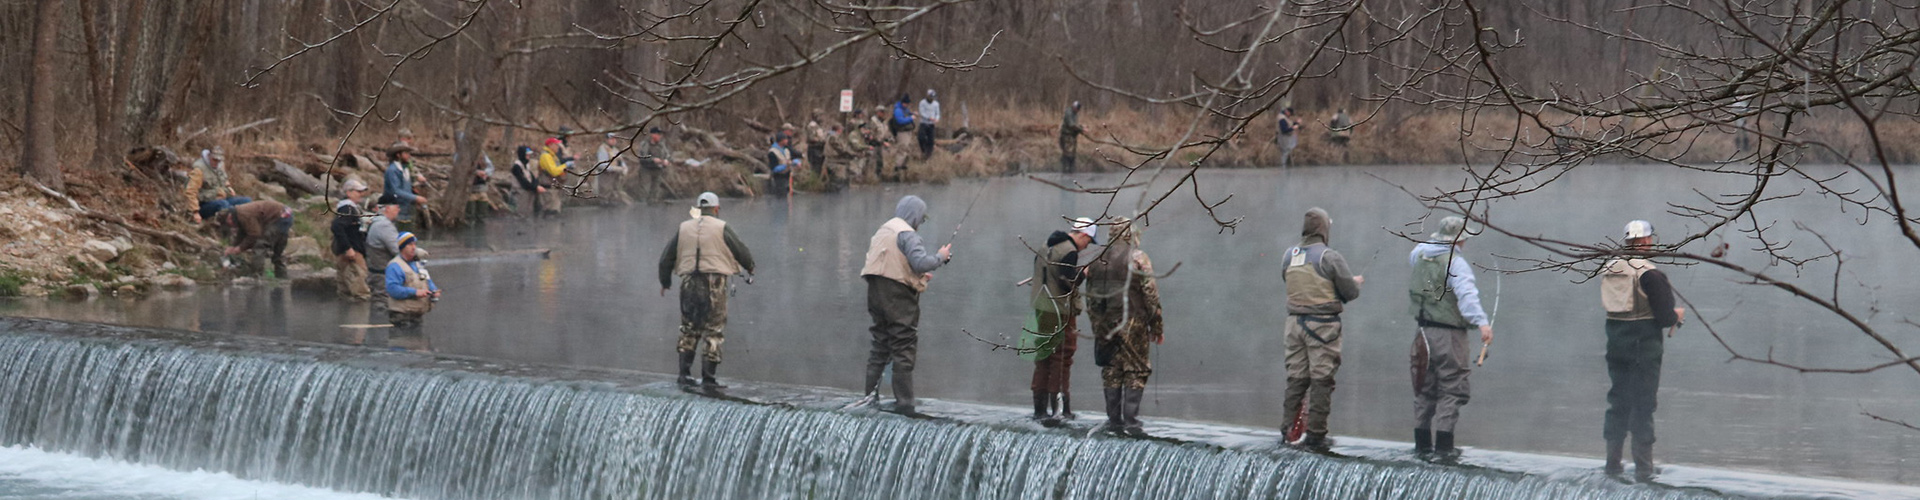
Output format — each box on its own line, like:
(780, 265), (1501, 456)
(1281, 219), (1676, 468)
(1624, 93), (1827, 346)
(4, 165), (1916, 488)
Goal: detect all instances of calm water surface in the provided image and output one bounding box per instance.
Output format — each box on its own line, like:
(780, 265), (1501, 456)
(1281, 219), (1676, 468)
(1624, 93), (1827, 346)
(6, 164), (1916, 486)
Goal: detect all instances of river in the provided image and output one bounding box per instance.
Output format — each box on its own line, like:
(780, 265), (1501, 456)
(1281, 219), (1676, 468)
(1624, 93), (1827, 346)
(4, 164), (1916, 488)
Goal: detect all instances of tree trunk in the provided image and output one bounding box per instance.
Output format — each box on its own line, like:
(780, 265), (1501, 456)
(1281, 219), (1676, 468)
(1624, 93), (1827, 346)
(81, 0), (118, 172)
(20, 0), (66, 189)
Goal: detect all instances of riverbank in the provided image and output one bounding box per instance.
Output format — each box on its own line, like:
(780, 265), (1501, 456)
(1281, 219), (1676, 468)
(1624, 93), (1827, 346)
(2, 105), (1914, 297)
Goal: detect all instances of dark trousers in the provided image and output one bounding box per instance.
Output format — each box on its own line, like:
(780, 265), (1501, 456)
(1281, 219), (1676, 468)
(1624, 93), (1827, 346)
(916, 124), (936, 158)
(865, 276), (922, 405)
(198, 197), (253, 219)
(1604, 319), (1665, 446)
(1031, 312), (1078, 393)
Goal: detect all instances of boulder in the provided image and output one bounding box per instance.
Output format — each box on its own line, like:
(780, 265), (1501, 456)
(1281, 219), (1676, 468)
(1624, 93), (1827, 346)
(152, 274), (196, 290)
(291, 267), (337, 292)
(64, 284), (99, 300)
(81, 240), (120, 263)
(287, 236), (324, 260)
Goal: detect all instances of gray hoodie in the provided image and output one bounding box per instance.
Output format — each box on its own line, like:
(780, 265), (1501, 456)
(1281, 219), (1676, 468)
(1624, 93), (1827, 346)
(1409, 242), (1489, 326)
(893, 195), (945, 274)
(364, 215), (401, 272)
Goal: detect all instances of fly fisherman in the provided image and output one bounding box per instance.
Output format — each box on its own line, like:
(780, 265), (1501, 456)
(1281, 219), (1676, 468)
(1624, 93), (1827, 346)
(658, 192), (756, 391)
(384, 232), (440, 346)
(1059, 101), (1083, 173)
(1600, 220), (1685, 480)
(1028, 217), (1096, 424)
(1084, 218), (1164, 437)
(857, 195), (952, 414)
(1407, 215), (1493, 461)
(1278, 207), (1363, 451)
(363, 193), (404, 341)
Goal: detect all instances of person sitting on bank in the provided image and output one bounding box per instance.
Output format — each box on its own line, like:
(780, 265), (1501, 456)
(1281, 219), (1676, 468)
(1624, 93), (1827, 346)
(384, 232), (441, 344)
(185, 146), (251, 223)
(767, 133), (801, 196)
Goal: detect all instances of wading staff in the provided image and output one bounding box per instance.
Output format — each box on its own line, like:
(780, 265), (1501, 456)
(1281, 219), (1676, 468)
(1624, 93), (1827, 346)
(1477, 272), (1501, 366)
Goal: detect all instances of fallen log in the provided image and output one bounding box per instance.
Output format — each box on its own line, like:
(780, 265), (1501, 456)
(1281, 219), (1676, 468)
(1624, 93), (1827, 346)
(265, 159), (342, 198)
(28, 179), (215, 250)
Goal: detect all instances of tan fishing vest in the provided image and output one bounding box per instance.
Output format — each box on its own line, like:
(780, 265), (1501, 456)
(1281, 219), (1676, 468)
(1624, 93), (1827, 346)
(1601, 258), (1655, 321)
(387, 256), (434, 315)
(675, 215), (741, 276)
(1284, 244), (1340, 309)
(860, 217), (929, 292)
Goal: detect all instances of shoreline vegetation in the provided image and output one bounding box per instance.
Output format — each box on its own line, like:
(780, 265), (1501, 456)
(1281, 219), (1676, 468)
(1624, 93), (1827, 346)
(0, 105), (1913, 298)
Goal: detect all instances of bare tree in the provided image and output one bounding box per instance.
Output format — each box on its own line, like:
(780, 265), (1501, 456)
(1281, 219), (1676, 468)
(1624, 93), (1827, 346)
(19, 0), (65, 190)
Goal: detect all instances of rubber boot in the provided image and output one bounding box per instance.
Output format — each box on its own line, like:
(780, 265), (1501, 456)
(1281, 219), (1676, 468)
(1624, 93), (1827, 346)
(890, 368), (915, 414)
(1031, 392), (1052, 421)
(1433, 431), (1459, 462)
(1102, 387), (1123, 433)
(1604, 439), (1625, 476)
(862, 362), (886, 397)
(1279, 377), (1310, 441)
(1060, 392), (1076, 420)
(1120, 387), (1147, 438)
(1632, 440), (1657, 481)
(1413, 428), (1433, 457)
(700, 359), (727, 390)
(676, 351), (697, 389)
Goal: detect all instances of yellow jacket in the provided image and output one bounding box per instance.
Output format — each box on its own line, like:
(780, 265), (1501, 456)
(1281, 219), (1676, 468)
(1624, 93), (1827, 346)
(538, 149), (565, 177)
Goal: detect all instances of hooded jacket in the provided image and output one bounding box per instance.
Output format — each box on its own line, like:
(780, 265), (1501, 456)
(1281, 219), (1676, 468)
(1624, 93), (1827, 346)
(861, 195), (946, 291)
(1283, 208), (1361, 315)
(1031, 230), (1084, 315)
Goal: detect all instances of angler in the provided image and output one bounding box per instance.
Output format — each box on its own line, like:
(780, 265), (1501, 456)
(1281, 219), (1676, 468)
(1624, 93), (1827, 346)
(855, 195), (952, 414)
(1084, 218), (1164, 437)
(1406, 215), (1494, 461)
(1599, 220), (1686, 480)
(1278, 207), (1363, 451)
(658, 192), (757, 391)
(1027, 217), (1096, 424)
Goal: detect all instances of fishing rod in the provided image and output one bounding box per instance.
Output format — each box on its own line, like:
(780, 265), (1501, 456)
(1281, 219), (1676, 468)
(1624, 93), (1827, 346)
(943, 179), (992, 248)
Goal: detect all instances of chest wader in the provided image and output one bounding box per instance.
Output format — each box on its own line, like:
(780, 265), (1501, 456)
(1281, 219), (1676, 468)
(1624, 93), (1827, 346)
(1281, 244), (1342, 449)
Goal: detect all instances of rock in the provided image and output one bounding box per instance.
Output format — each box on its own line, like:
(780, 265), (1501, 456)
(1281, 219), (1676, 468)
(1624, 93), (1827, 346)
(108, 237), (134, 254)
(152, 274), (196, 290)
(232, 277), (262, 287)
(259, 183), (290, 200)
(286, 236), (324, 260)
(64, 284), (99, 300)
(115, 284), (140, 296)
(291, 267), (337, 292)
(82, 240), (120, 263)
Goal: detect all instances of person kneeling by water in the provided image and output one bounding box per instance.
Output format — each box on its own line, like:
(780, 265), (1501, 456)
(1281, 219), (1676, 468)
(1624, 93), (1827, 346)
(385, 232), (440, 349)
(216, 200), (293, 278)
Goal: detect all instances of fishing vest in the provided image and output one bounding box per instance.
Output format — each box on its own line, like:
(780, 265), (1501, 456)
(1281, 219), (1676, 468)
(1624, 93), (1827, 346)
(1601, 258), (1656, 321)
(1031, 239), (1082, 315)
(675, 215), (741, 277)
(860, 218), (929, 292)
(1408, 253), (1468, 329)
(1284, 244), (1340, 311)
(387, 256), (434, 315)
(193, 160), (228, 201)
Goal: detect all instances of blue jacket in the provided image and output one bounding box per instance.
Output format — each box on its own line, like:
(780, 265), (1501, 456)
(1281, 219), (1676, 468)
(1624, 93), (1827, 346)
(892, 102), (914, 126)
(384, 161), (418, 205)
(385, 260), (439, 299)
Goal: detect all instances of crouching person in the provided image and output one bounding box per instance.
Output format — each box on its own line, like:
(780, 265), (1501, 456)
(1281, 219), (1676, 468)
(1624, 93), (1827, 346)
(385, 232), (440, 348)
(217, 200), (293, 278)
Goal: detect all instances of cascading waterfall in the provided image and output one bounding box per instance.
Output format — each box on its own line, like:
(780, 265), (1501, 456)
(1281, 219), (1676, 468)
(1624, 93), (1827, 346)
(0, 319), (1739, 500)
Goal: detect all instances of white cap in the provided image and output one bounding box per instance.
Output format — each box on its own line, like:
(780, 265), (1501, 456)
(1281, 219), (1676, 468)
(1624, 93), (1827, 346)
(341, 178), (369, 192)
(1624, 220), (1656, 240)
(696, 192), (720, 208)
(1072, 217), (1098, 243)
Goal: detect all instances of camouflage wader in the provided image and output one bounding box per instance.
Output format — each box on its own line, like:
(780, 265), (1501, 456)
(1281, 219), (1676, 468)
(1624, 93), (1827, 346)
(1090, 298), (1156, 391)
(678, 272), (730, 362)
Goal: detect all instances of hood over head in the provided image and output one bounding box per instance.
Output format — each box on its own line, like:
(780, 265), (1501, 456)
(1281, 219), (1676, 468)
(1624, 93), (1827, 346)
(1302, 207), (1332, 244)
(895, 195), (928, 229)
